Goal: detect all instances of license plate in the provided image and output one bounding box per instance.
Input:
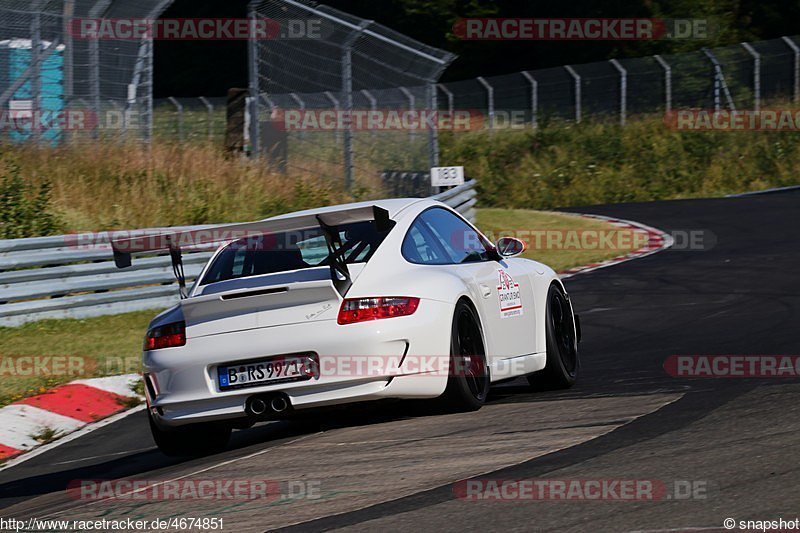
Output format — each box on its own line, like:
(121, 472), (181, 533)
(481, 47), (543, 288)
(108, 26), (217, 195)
(217, 355), (311, 391)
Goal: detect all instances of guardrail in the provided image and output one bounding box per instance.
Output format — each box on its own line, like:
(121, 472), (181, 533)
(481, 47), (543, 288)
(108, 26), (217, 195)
(432, 180), (478, 224)
(0, 182), (477, 326)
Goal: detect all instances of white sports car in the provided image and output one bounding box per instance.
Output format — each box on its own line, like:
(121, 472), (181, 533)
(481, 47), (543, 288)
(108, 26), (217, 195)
(112, 198), (580, 456)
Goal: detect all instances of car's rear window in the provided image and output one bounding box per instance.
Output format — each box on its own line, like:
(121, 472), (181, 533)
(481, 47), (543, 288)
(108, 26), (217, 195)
(199, 220), (391, 285)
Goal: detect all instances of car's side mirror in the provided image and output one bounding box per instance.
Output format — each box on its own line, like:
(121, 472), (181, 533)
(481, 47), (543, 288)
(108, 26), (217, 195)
(495, 237), (526, 258)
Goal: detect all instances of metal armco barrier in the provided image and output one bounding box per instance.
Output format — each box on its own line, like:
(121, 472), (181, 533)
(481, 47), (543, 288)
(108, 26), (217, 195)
(0, 182), (477, 326)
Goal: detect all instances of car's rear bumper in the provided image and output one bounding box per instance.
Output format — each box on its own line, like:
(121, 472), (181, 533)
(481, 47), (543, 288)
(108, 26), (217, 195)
(145, 298), (454, 427)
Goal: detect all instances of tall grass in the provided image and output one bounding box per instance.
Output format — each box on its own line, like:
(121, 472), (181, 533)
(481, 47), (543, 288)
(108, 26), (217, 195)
(0, 142), (383, 233)
(5, 107), (800, 235)
(441, 110), (800, 209)
(0, 162), (61, 238)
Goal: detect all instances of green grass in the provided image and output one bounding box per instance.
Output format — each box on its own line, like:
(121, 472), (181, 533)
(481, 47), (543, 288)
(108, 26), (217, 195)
(477, 208), (645, 272)
(0, 311), (153, 406)
(0, 142), (380, 234)
(29, 426), (62, 445)
(0, 208), (640, 406)
(441, 109), (800, 209)
(6, 105), (800, 236)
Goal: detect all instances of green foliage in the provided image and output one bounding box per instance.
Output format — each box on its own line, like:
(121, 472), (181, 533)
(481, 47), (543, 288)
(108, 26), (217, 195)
(0, 161), (62, 238)
(258, 181), (337, 218)
(441, 112), (800, 209)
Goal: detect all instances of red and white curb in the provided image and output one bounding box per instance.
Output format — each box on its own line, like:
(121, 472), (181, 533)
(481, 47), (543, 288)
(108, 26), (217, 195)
(0, 374), (142, 462)
(558, 213), (673, 279)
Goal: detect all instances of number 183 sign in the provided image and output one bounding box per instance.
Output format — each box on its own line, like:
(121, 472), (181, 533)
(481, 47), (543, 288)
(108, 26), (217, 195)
(431, 166), (465, 187)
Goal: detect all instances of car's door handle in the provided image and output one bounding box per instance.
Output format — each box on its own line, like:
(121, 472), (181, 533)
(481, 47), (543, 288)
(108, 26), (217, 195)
(480, 284), (492, 298)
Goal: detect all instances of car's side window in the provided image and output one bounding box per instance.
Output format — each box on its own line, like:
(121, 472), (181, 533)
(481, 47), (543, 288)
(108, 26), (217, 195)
(402, 223), (447, 264)
(402, 208), (491, 265)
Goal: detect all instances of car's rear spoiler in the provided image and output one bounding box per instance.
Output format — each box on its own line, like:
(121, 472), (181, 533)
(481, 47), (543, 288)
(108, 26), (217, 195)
(110, 205), (393, 298)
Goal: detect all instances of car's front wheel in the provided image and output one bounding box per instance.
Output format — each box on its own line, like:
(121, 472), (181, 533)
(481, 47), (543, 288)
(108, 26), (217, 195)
(437, 299), (490, 412)
(149, 411), (231, 457)
(527, 283), (579, 390)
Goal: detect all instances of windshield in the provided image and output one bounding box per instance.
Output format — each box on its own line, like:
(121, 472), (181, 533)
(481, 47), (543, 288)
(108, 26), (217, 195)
(199, 220), (392, 285)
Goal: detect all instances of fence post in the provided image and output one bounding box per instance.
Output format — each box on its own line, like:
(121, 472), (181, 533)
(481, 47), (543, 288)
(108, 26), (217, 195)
(564, 66), (581, 123)
(437, 84), (454, 116)
(89, 39), (101, 140)
(260, 94), (276, 113)
(107, 99), (124, 137)
(427, 58), (453, 181)
(63, 0), (74, 113)
(609, 59), (627, 126)
(289, 92), (306, 111)
(741, 43), (760, 112)
(247, 1), (260, 156)
(427, 83), (439, 168)
(399, 87), (416, 142)
(782, 36), (800, 102)
(127, 40), (149, 141)
(289, 93), (306, 139)
(167, 97), (184, 142)
(198, 96), (214, 141)
(144, 36), (154, 144)
(521, 71), (538, 128)
(476, 76), (494, 129)
(360, 89), (377, 139)
(360, 90), (377, 112)
(84, 1), (114, 141)
(143, 0), (172, 145)
(653, 55), (672, 113)
(31, 5), (42, 143)
(324, 91), (341, 145)
(341, 21), (370, 192)
(703, 48), (736, 112)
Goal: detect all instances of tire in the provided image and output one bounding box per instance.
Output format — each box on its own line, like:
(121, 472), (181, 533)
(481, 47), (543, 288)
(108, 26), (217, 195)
(437, 299), (490, 412)
(149, 411), (231, 457)
(527, 283), (579, 390)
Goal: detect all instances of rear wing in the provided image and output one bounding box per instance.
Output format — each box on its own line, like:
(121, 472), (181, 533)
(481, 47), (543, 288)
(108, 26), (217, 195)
(110, 205), (393, 298)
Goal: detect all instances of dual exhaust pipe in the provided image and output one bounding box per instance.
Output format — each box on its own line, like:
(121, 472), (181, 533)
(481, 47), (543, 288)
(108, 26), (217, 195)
(246, 393), (291, 419)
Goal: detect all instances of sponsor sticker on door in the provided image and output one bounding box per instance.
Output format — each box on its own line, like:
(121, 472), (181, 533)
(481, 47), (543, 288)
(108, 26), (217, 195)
(497, 269), (523, 318)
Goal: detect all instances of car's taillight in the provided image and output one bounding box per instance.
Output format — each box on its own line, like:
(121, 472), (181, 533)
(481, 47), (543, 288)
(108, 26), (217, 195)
(337, 297), (420, 325)
(144, 321), (186, 350)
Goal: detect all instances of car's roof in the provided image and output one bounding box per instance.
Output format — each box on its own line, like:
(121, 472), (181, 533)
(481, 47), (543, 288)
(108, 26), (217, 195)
(263, 198), (431, 222)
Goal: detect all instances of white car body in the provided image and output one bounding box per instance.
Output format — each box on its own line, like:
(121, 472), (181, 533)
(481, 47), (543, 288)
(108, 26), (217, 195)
(118, 198), (571, 428)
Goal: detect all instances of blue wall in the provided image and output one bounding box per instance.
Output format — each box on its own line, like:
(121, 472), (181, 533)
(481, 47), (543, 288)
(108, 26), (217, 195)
(0, 40), (64, 143)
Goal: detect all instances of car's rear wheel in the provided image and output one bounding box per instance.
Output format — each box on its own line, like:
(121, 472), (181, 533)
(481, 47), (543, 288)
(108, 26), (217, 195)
(438, 299), (490, 412)
(148, 411), (231, 457)
(527, 283), (579, 390)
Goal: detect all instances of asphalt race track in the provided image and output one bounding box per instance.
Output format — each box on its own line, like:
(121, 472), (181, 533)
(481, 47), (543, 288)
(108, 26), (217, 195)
(1, 190), (799, 532)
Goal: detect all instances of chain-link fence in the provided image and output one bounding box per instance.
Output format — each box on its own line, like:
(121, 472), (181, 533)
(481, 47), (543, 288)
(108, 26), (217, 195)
(4, 0), (799, 186)
(437, 36), (799, 128)
(247, 0), (455, 191)
(245, 1), (799, 190)
(0, 0), (173, 145)
(152, 96), (226, 143)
